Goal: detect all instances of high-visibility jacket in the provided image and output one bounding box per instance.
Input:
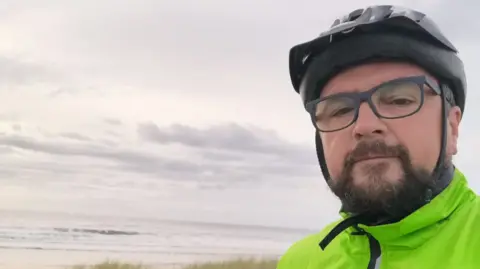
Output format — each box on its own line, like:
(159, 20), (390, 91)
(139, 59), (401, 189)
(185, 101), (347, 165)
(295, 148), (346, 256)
(277, 168), (480, 269)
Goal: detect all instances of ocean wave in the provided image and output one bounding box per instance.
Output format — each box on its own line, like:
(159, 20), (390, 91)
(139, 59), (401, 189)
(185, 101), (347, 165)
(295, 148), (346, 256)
(53, 227), (140, 236)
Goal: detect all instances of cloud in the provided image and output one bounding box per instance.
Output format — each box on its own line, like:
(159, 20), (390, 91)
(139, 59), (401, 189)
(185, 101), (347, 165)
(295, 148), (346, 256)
(47, 85), (104, 98)
(11, 124), (21, 132)
(59, 132), (92, 142)
(104, 118), (123, 126)
(47, 87), (81, 98)
(137, 122), (316, 164)
(0, 0), (311, 98)
(0, 122), (319, 188)
(0, 56), (59, 87)
(0, 112), (20, 121)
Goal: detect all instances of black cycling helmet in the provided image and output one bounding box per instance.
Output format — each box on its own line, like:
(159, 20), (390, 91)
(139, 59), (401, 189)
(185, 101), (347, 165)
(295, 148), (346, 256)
(290, 5), (466, 111)
(288, 5), (467, 182)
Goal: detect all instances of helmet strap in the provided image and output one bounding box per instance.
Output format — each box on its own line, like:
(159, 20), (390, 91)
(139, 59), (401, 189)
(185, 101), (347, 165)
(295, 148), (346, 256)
(315, 132), (331, 181)
(427, 83), (453, 201)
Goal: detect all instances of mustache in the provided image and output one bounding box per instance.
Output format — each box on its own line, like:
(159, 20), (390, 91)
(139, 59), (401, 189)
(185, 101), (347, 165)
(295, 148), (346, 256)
(345, 140), (403, 164)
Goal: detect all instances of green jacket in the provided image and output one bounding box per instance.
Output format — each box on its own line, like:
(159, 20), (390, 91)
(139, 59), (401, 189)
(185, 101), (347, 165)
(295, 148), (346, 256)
(277, 168), (480, 269)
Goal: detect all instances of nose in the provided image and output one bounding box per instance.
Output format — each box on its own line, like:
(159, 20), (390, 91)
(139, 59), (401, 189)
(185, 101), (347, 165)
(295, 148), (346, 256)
(352, 102), (387, 140)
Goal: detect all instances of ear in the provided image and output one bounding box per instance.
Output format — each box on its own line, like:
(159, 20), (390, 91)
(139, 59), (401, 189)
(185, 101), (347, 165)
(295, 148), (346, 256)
(447, 106), (462, 156)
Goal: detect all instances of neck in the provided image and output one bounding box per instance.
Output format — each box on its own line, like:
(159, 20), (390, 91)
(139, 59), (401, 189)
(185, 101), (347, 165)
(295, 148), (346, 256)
(431, 163), (455, 198)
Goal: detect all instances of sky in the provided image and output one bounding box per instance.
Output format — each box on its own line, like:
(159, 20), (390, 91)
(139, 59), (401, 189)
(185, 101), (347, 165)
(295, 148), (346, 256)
(0, 0), (480, 230)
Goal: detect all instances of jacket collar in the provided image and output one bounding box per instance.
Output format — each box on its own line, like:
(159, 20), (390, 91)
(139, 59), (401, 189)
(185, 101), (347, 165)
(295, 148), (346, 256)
(319, 167), (475, 250)
(359, 168), (475, 248)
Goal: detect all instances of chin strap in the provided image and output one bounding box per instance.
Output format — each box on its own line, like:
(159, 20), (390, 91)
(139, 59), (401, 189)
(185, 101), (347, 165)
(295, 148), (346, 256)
(315, 132), (331, 181)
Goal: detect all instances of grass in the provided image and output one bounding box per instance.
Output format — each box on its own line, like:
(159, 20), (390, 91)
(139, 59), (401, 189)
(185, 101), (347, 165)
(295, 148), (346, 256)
(68, 258), (278, 269)
(70, 261), (147, 269)
(182, 258), (278, 269)
(69, 260), (148, 269)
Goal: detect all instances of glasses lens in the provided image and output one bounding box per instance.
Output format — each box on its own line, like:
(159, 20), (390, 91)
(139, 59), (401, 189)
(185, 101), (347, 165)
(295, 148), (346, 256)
(313, 96), (356, 131)
(372, 80), (423, 118)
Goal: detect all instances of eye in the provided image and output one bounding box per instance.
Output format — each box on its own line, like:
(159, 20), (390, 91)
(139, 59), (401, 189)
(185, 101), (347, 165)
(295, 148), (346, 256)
(330, 106), (354, 117)
(387, 98), (415, 106)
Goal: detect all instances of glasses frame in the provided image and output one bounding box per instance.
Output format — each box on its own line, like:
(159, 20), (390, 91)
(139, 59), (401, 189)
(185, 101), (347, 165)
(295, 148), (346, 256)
(305, 75), (442, 132)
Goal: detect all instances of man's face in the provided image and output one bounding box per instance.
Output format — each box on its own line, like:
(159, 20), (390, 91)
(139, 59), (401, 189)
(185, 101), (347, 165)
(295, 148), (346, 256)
(319, 61), (462, 216)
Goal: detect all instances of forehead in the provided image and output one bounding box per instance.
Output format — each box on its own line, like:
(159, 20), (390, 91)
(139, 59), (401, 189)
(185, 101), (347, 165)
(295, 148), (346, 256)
(321, 61), (438, 97)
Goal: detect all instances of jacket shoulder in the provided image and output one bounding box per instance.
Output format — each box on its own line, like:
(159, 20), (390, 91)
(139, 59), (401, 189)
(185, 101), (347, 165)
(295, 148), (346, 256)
(276, 219), (343, 269)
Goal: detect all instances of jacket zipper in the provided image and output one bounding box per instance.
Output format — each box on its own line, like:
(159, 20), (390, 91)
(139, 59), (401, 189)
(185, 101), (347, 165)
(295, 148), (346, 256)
(366, 233), (381, 269)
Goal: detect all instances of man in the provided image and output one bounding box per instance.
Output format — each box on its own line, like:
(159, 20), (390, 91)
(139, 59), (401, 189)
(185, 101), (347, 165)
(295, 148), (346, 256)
(277, 5), (480, 269)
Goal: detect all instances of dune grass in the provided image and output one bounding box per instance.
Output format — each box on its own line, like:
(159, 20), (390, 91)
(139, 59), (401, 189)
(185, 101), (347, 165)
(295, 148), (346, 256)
(69, 260), (148, 269)
(69, 258), (278, 269)
(69, 260), (147, 269)
(182, 258), (278, 269)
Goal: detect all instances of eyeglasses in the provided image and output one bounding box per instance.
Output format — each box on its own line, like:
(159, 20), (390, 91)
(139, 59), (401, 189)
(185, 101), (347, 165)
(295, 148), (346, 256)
(305, 76), (442, 132)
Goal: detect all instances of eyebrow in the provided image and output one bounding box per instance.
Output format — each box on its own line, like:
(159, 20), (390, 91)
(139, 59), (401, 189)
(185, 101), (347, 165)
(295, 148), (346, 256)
(322, 85), (372, 97)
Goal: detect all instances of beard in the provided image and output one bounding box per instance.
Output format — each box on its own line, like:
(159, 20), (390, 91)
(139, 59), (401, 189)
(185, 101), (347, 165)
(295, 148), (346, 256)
(327, 140), (438, 221)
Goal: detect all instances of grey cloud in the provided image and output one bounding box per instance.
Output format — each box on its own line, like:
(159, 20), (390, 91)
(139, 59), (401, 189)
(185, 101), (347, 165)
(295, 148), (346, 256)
(47, 85), (104, 98)
(47, 87), (79, 98)
(98, 139), (118, 147)
(137, 122), (317, 166)
(0, 56), (59, 87)
(0, 161), (100, 177)
(104, 130), (122, 138)
(0, 112), (20, 122)
(0, 133), (146, 161)
(0, 145), (14, 155)
(137, 122), (272, 151)
(59, 132), (92, 142)
(10, 1), (310, 96)
(0, 168), (17, 178)
(0, 133), (203, 180)
(201, 150), (245, 162)
(135, 122), (320, 183)
(0, 1), (52, 20)
(104, 118), (123, 126)
(0, 122), (319, 187)
(11, 124), (21, 132)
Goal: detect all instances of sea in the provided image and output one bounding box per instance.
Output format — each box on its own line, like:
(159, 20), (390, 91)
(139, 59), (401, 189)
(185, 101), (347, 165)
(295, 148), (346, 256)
(0, 209), (315, 269)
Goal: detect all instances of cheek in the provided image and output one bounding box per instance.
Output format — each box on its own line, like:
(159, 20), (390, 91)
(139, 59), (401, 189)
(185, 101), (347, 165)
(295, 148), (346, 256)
(403, 101), (443, 170)
(393, 122), (441, 171)
(320, 131), (352, 179)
